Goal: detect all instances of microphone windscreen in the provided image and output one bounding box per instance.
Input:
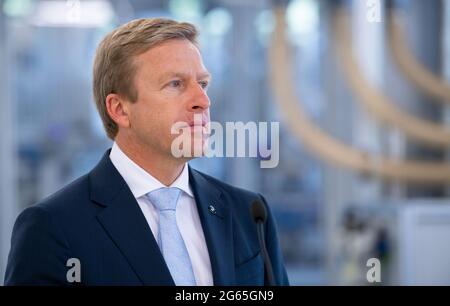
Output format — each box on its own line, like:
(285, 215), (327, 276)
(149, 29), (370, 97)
(251, 200), (267, 223)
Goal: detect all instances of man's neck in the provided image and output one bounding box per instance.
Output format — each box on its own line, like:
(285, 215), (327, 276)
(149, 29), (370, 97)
(114, 138), (186, 186)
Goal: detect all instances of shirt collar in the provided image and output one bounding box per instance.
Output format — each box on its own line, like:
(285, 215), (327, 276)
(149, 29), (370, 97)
(109, 142), (193, 199)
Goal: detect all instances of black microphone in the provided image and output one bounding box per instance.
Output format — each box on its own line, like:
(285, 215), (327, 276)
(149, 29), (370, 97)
(251, 200), (276, 286)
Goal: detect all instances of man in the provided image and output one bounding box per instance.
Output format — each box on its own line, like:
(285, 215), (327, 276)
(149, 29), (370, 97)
(4, 18), (289, 286)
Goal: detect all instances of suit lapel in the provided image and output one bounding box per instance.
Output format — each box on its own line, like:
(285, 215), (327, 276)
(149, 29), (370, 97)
(89, 151), (174, 285)
(189, 167), (235, 285)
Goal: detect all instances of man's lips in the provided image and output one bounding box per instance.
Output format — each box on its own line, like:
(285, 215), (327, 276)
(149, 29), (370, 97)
(186, 120), (211, 135)
(188, 120), (208, 127)
(172, 119), (210, 133)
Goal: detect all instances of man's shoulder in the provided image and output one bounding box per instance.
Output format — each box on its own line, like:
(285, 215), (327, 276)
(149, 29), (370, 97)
(32, 173), (91, 214)
(12, 173), (93, 242)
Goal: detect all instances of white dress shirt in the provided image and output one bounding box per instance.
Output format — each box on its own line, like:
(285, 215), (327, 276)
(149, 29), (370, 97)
(109, 142), (213, 286)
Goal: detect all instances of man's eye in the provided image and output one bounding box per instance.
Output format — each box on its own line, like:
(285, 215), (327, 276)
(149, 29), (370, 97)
(168, 80), (182, 88)
(199, 81), (209, 89)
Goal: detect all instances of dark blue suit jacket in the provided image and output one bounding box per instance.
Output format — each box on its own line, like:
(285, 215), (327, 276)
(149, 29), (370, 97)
(4, 151), (289, 286)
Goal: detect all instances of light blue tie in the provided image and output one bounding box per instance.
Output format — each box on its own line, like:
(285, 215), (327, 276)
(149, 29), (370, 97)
(146, 187), (196, 286)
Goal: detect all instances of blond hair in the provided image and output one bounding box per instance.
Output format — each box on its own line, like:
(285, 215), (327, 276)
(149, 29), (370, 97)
(93, 18), (198, 139)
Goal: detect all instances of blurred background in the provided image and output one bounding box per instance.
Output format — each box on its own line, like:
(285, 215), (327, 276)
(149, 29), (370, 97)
(1, 0), (450, 285)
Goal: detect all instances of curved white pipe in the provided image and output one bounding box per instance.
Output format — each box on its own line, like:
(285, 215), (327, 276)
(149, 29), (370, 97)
(334, 9), (450, 149)
(388, 10), (450, 104)
(268, 7), (450, 184)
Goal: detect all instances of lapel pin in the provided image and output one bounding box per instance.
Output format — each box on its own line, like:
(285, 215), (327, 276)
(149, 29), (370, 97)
(208, 205), (216, 214)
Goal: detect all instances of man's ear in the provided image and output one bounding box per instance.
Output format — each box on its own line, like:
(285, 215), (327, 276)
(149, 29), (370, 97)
(105, 93), (131, 129)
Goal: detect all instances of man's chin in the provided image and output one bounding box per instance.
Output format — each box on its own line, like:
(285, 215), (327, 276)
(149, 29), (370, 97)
(169, 146), (207, 160)
(169, 132), (210, 159)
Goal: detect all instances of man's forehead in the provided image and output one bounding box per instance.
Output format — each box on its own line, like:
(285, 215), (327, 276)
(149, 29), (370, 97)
(134, 40), (209, 77)
(139, 39), (201, 60)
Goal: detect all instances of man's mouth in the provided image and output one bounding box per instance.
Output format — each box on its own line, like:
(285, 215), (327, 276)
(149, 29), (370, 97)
(188, 120), (208, 127)
(172, 116), (210, 135)
(187, 120), (210, 136)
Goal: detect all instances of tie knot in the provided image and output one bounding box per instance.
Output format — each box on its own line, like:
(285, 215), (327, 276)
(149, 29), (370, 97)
(146, 187), (181, 211)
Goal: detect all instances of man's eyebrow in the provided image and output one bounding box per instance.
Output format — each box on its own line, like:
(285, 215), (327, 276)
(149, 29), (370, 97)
(158, 71), (211, 83)
(198, 72), (212, 80)
(158, 72), (182, 84)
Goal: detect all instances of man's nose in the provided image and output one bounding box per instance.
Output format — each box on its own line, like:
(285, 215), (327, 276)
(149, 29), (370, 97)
(188, 83), (210, 112)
